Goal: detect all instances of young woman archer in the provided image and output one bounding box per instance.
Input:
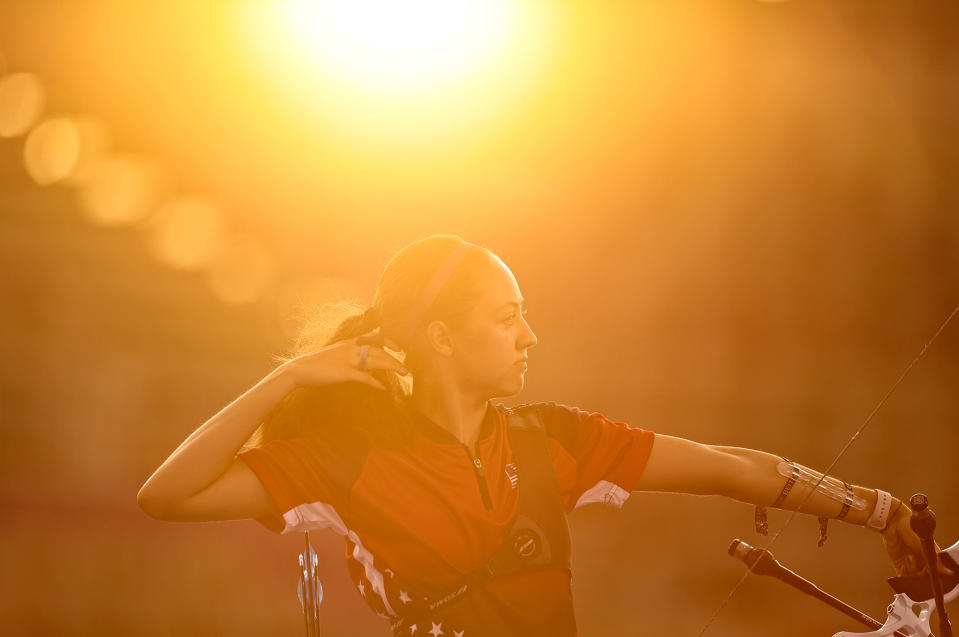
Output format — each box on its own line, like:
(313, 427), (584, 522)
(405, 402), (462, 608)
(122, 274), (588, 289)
(138, 234), (942, 637)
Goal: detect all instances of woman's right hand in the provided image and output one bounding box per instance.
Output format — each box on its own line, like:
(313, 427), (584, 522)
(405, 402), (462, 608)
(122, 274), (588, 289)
(279, 331), (409, 391)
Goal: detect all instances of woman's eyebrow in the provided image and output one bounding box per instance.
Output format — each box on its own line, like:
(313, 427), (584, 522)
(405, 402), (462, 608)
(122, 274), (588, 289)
(498, 299), (527, 310)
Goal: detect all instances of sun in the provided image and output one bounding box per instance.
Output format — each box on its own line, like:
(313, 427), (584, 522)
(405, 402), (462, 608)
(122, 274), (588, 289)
(271, 0), (517, 93)
(235, 0), (559, 148)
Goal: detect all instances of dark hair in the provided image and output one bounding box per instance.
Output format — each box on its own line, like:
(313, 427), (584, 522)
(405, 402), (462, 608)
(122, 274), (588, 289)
(243, 234), (500, 448)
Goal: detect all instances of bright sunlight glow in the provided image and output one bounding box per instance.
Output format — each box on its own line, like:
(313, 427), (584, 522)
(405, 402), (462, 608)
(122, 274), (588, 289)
(236, 0), (559, 150)
(274, 0), (515, 92)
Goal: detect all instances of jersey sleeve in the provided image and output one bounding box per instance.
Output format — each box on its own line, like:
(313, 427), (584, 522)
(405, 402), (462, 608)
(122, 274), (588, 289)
(534, 402), (656, 512)
(237, 432), (364, 535)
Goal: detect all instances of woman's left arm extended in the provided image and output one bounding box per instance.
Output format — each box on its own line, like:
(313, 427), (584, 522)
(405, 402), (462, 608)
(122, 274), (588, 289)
(633, 433), (949, 577)
(634, 434), (872, 519)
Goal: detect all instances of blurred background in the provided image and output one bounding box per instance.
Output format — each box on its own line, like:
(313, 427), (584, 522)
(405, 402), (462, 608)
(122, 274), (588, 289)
(1, 1), (957, 635)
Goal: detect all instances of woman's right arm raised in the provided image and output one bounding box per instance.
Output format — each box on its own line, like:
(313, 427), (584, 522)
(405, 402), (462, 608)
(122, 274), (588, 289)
(136, 333), (406, 523)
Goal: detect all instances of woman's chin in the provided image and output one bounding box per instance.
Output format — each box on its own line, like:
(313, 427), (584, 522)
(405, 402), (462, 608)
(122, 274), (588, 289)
(500, 375), (526, 397)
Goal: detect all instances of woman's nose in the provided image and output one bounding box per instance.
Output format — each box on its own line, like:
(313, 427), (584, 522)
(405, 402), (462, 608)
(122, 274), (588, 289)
(520, 320), (537, 349)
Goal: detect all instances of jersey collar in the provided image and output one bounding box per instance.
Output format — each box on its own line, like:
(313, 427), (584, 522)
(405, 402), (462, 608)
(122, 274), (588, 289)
(406, 400), (498, 446)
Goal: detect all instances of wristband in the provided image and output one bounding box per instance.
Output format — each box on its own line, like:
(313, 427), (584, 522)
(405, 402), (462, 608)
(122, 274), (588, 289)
(866, 489), (893, 532)
(880, 499), (904, 533)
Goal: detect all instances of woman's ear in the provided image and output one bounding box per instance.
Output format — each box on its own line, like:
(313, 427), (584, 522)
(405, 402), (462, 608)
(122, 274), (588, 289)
(425, 320), (454, 357)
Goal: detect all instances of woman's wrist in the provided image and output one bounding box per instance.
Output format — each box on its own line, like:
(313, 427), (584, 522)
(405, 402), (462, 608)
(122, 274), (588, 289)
(878, 497), (905, 533)
(854, 489), (904, 533)
(865, 490), (893, 531)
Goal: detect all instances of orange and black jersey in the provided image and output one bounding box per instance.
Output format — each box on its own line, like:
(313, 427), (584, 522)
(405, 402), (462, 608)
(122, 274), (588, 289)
(238, 400), (656, 637)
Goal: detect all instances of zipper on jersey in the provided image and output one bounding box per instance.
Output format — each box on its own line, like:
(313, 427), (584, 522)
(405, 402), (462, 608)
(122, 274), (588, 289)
(463, 445), (494, 511)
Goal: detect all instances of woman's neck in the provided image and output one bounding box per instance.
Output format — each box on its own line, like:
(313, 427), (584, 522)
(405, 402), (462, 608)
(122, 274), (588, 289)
(408, 376), (489, 453)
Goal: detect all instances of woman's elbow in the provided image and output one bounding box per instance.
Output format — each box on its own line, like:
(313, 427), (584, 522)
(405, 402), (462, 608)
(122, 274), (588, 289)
(137, 486), (174, 520)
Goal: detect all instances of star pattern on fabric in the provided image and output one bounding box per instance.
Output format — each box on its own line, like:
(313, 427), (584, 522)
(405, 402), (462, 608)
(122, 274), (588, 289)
(410, 624), (417, 635)
(429, 621), (445, 637)
(399, 590), (412, 604)
(357, 582), (366, 596)
(454, 631), (465, 637)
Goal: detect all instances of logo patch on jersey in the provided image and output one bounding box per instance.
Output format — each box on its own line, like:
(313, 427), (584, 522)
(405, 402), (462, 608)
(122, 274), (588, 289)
(504, 463), (519, 489)
(513, 530), (539, 559)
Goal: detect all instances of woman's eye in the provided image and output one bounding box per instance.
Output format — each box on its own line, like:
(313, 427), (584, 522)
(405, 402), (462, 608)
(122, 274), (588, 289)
(504, 310), (528, 324)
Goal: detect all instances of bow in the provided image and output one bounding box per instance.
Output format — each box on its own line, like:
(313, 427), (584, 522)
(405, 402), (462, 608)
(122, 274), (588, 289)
(729, 534), (959, 637)
(697, 302), (959, 636)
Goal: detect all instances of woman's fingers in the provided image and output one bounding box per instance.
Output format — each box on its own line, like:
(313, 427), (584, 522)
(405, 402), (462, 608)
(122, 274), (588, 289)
(354, 344), (408, 374)
(883, 519), (952, 576)
(346, 368), (389, 390)
(354, 329), (404, 354)
(355, 331), (384, 347)
(371, 349), (409, 374)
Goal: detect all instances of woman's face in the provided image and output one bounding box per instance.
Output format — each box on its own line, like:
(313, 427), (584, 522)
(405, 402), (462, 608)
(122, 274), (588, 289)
(448, 256), (537, 398)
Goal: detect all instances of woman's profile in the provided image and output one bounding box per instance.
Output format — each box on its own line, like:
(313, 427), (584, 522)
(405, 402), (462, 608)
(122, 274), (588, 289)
(137, 234), (945, 636)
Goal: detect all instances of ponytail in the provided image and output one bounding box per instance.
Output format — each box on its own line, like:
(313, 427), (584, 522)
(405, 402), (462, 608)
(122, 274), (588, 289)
(325, 306), (383, 345)
(242, 302), (412, 450)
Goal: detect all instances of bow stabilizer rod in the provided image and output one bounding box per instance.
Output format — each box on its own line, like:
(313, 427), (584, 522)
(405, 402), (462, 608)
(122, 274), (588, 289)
(728, 539), (908, 637)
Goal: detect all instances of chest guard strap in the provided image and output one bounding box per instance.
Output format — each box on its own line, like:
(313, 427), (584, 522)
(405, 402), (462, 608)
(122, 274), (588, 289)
(390, 407), (572, 633)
